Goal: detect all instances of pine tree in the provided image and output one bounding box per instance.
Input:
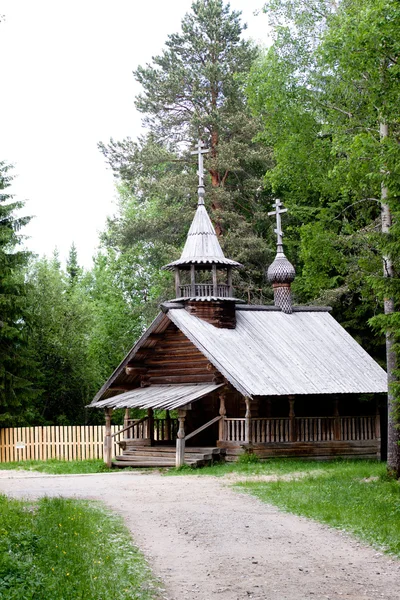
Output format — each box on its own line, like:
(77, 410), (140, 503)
(0, 161), (37, 425)
(99, 0), (274, 303)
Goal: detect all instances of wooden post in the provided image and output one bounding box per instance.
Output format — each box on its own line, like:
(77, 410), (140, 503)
(165, 409), (171, 441)
(245, 397), (251, 444)
(190, 264), (196, 297)
(334, 398), (341, 441)
(147, 408), (154, 445)
(375, 400), (381, 459)
(289, 396), (296, 442)
(219, 392), (226, 441)
(176, 409), (186, 467)
(227, 267), (232, 297)
(175, 267), (181, 298)
(124, 408), (130, 439)
(104, 408), (112, 468)
(212, 264), (218, 296)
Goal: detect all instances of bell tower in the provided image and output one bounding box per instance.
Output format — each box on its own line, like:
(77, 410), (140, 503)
(162, 140), (243, 328)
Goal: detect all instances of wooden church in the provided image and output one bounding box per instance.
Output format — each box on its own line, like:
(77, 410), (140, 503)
(89, 143), (388, 468)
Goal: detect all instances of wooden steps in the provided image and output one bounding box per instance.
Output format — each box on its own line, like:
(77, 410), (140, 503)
(112, 446), (225, 469)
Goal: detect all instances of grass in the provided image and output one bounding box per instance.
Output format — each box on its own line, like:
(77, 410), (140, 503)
(0, 459), (112, 474)
(176, 457), (400, 557)
(0, 495), (161, 600)
(236, 460), (400, 556)
(168, 455), (346, 477)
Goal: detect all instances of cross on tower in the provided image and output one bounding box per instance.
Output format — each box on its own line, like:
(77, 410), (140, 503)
(268, 199), (288, 253)
(190, 140), (209, 203)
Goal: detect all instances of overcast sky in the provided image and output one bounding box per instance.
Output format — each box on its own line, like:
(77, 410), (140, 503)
(0, 0), (270, 267)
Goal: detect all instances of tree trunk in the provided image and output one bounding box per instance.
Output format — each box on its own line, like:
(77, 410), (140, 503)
(380, 121), (400, 477)
(209, 88), (223, 235)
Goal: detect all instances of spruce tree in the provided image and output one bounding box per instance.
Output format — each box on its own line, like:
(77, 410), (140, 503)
(0, 161), (36, 425)
(99, 0), (274, 303)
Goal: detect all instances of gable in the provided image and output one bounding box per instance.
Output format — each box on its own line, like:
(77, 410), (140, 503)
(91, 313), (219, 403)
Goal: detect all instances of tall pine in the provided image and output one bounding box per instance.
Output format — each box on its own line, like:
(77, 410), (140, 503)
(99, 0), (274, 304)
(0, 162), (36, 425)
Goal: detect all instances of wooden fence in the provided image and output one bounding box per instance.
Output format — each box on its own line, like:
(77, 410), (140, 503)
(225, 416), (379, 444)
(0, 426), (124, 463)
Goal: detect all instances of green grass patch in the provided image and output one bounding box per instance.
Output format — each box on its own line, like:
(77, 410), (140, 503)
(0, 459), (111, 474)
(235, 460), (400, 556)
(167, 456), (341, 477)
(0, 495), (161, 599)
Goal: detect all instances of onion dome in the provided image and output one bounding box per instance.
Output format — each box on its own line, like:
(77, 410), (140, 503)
(267, 199), (296, 314)
(267, 253), (296, 284)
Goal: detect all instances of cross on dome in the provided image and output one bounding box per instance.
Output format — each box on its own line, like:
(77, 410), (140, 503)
(190, 140), (209, 205)
(267, 198), (288, 256)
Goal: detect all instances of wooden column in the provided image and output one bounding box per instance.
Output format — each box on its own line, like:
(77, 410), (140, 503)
(289, 396), (296, 442)
(245, 397), (252, 444)
(212, 264), (218, 296)
(176, 409), (186, 467)
(334, 398), (341, 441)
(104, 408), (113, 468)
(190, 264), (196, 296)
(227, 267), (232, 297)
(219, 392), (226, 442)
(147, 408), (154, 445)
(165, 409), (171, 441)
(375, 400), (381, 460)
(175, 267), (181, 298)
(123, 408), (130, 439)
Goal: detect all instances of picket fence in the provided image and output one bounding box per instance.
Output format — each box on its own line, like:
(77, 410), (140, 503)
(0, 426), (124, 463)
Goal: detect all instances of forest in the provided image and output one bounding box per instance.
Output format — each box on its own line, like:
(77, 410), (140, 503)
(1, 0), (399, 460)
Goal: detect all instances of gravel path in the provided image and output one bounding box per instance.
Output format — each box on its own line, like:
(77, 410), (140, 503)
(1, 470), (399, 600)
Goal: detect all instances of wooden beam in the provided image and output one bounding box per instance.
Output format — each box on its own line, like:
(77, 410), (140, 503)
(104, 408), (113, 468)
(219, 392), (226, 442)
(125, 365), (147, 376)
(176, 409), (186, 467)
(190, 264), (196, 296)
(227, 266), (232, 296)
(212, 264), (218, 296)
(245, 397), (251, 443)
(109, 386), (131, 391)
(146, 333), (164, 342)
(175, 267), (181, 298)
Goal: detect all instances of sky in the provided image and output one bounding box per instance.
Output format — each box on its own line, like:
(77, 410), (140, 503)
(0, 0), (271, 267)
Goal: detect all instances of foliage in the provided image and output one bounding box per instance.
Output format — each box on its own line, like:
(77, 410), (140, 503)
(24, 252), (98, 425)
(248, 0), (400, 356)
(99, 0), (275, 305)
(0, 161), (37, 426)
(0, 495), (160, 599)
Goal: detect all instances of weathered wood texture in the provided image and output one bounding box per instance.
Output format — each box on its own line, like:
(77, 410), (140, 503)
(118, 323), (218, 388)
(218, 440), (380, 462)
(185, 300), (236, 329)
(0, 425), (124, 463)
(224, 416), (378, 443)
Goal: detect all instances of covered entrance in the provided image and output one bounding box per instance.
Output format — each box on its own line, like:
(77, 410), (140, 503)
(93, 383), (226, 468)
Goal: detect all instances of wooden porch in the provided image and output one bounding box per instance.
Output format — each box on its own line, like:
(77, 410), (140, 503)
(104, 405), (381, 467)
(220, 414), (381, 461)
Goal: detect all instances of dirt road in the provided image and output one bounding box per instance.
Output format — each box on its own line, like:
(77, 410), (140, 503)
(1, 470), (399, 600)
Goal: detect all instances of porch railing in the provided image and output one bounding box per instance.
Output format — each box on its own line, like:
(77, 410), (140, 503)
(179, 283), (231, 298)
(224, 416), (378, 444)
(154, 418), (179, 441)
(113, 417), (179, 443)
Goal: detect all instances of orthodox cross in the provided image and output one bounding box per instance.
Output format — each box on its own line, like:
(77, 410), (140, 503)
(268, 199), (288, 253)
(190, 140), (209, 201)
